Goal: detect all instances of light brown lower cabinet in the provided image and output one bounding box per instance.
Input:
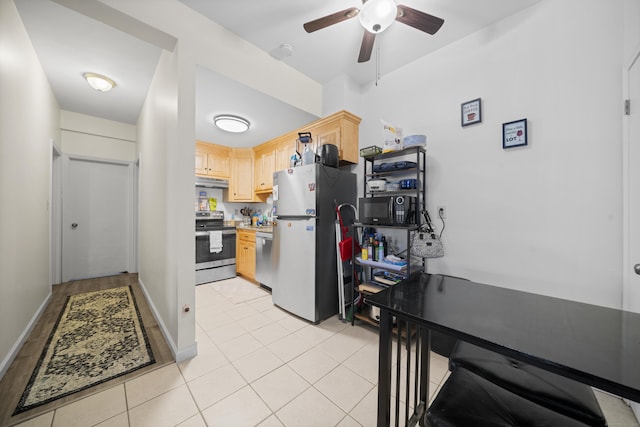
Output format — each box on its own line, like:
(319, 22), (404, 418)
(236, 229), (256, 281)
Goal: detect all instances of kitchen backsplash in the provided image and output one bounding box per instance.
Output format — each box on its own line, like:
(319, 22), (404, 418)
(194, 187), (272, 221)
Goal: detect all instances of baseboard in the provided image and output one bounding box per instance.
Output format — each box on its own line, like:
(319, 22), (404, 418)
(0, 291), (52, 380)
(137, 277), (195, 362)
(175, 342), (198, 363)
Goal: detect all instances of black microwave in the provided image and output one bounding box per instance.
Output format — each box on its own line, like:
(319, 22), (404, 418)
(359, 196), (416, 225)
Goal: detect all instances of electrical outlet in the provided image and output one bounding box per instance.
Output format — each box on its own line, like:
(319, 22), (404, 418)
(437, 206), (446, 219)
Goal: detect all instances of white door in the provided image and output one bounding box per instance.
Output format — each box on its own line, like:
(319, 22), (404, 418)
(623, 45), (640, 418)
(62, 157), (130, 281)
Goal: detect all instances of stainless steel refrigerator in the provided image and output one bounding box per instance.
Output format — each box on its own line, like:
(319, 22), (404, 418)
(272, 163), (357, 322)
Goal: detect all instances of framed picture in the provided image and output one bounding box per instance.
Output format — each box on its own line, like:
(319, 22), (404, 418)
(502, 119), (528, 149)
(461, 98), (482, 126)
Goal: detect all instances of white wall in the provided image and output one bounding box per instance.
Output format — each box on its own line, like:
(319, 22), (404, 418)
(103, 0), (324, 360)
(103, 0), (322, 118)
(346, 0), (625, 308)
(0, 0), (60, 374)
(60, 110), (137, 162)
(136, 48), (193, 359)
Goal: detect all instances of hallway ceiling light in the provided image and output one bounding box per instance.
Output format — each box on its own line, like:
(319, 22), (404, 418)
(83, 72), (116, 92)
(214, 115), (250, 133)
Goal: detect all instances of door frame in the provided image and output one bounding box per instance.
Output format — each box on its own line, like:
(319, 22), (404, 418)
(622, 43), (640, 312)
(60, 154), (138, 281)
(50, 141), (62, 285)
(622, 42), (640, 419)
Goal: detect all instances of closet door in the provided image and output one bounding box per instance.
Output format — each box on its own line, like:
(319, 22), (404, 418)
(62, 157), (130, 281)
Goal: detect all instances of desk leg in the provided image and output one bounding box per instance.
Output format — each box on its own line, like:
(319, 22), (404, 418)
(377, 309), (392, 427)
(419, 327), (431, 427)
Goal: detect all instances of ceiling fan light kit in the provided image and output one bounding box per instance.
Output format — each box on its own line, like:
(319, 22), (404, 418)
(303, 1), (444, 64)
(358, 0), (397, 33)
(83, 72), (116, 92)
(214, 115), (250, 133)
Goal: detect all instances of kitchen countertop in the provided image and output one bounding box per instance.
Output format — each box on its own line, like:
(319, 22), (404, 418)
(236, 225), (273, 234)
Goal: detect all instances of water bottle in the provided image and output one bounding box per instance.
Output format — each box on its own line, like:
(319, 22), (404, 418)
(302, 145), (315, 165)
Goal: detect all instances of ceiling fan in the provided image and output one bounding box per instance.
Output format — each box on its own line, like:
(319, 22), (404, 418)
(303, 0), (444, 63)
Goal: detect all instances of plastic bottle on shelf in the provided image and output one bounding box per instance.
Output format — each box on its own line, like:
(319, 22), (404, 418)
(373, 237), (379, 262)
(362, 245), (368, 261)
(302, 144), (315, 165)
(378, 238), (385, 262)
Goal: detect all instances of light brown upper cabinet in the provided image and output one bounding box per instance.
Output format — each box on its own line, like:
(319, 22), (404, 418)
(275, 136), (296, 172)
(197, 110), (361, 199)
(254, 141), (276, 194)
(301, 110), (361, 165)
(252, 110), (362, 189)
(226, 148), (257, 202)
(195, 141), (230, 179)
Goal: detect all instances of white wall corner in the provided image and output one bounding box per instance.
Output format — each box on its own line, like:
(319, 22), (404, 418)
(0, 291), (51, 379)
(137, 278), (179, 361)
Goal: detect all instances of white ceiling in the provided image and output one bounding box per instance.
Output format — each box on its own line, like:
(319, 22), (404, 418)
(180, 0), (541, 85)
(14, 0), (541, 148)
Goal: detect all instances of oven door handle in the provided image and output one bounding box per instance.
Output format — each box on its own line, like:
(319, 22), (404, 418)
(195, 230), (236, 237)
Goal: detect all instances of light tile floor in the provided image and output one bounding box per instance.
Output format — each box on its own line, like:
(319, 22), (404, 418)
(15, 277), (640, 427)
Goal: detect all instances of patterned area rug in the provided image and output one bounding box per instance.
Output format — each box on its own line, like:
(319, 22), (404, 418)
(13, 286), (155, 415)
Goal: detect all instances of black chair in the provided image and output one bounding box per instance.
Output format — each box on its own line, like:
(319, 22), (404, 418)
(447, 341), (607, 427)
(428, 367), (592, 427)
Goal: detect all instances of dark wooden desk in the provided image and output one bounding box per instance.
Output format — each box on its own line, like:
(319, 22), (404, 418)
(365, 272), (640, 426)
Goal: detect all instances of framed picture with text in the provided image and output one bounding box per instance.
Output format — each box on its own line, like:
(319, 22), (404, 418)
(502, 119), (528, 149)
(461, 98), (482, 126)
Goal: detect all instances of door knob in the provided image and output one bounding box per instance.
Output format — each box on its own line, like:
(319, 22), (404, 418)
(71, 223), (78, 229)
(635, 264), (640, 275)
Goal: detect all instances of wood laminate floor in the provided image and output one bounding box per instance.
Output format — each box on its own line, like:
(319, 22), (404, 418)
(0, 274), (174, 427)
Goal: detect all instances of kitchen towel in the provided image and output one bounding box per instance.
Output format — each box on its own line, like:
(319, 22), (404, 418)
(209, 231), (223, 253)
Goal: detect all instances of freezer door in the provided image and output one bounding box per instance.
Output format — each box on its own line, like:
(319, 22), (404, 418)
(272, 217), (317, 321)
(273, 164), (317, 217)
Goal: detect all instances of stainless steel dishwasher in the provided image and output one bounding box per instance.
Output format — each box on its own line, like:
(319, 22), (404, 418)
(255, 230), (273, 290)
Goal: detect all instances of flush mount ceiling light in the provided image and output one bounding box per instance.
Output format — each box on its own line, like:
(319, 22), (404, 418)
(358, 0), (397, 33)
(214, 115), (250, 133)
(83, 72), (116, 92)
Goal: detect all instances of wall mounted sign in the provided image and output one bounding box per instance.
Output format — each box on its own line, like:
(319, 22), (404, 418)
(502, 119), (528, 149)
(461, 98), (482, 126)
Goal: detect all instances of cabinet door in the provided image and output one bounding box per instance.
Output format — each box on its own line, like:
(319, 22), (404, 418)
(306, 111), (360, 164)
(235, 156), (254, 200)
(261, 150), (275, 189)
(246, 241), (256, 280)
(196, 142), (231, 178)
(208, 153), (230, 179)
(276, 140), (295, 172)
(195, 150), (208, 175)
(228, 149), (255, 202)
(236, 234), (245, 274)
(254, 145), (276, 192)
(316, 125), (342, 160)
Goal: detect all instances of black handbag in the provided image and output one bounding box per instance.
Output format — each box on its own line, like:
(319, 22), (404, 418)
(411, 210), (444, 258)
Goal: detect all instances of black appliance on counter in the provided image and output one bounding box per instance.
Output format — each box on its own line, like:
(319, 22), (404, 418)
(195, 211), (236, 285)
(358, 195), (417, 225)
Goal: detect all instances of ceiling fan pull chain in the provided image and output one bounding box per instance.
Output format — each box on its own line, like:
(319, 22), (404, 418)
(376, 41), (381, 86)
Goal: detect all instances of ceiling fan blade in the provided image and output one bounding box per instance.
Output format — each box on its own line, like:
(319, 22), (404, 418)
(395, 5), (444, 35)
(303, 7), (359, 33)
(358, 30), (376, 63)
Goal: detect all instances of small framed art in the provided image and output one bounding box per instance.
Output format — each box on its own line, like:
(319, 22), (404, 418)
(502, 119), (528, 149)
(461, 98), (482, 126)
